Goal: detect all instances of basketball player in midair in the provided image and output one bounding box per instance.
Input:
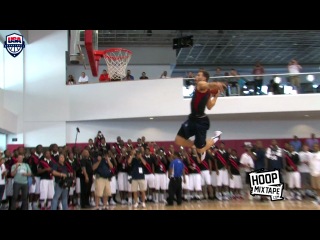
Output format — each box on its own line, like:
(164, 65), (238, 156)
(175, 70), (226, 161)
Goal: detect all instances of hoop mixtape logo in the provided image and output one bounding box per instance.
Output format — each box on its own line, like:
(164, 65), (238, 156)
(4, 33), (25, 58)
(249, 169), (284, 201)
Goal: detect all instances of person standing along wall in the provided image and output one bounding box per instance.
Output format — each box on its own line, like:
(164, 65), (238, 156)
(252, 61), (264, 95)
(288, 59), (302, 93)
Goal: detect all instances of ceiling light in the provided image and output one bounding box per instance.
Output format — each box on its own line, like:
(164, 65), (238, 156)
(304, 115), (310, 117)
(307, 74), (315, 82)
(149, 117), (154, 120)
(274, 77), (281, 84)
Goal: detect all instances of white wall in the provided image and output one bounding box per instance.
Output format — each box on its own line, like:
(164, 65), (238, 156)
(24, 121), (66, 147)
(0, 133), (6, 152)
(67, 64), (174, 84)
(0, 88), (12, 134)
(24, 30), (69, 122)
(66, 118), (320, 143)
(1, 32), (22, 139)
(66, 119), (180, 143)
(0, 41), (4, 89)
(67, 78), (187, 121)
(0, 106), (17, 133)
(2, 37), (23, 135)
(7, 133), (23, 145)
(2, 30), (69, 145)
(0, 89), (3, 106)
(21, 30), (69, 146)
(67, 78), (320, 121)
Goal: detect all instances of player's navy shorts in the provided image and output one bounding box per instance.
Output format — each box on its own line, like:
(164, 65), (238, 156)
(177, 115), (210, 149)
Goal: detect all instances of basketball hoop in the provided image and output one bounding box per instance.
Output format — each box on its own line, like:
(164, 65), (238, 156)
(100, 48), (132, 80)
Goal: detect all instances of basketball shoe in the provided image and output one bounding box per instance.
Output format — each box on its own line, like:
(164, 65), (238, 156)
(211, 131), (222, 145)
(200, 131), (223, 161)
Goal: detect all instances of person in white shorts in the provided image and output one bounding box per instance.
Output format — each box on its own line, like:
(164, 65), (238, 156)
(66, 152), (76, 207)
(154, 150), (168, 203)
(37, 151), (55, 210)
(240, 142), (255, 200)
(117, 148), (130, 205)
(92, 152), (113, 210)
(142, 148), (155, 202)
(28, 145), (44, 210)
(215, 142), (230, 201)
(0, 156), (7, 207)
(228, 149), (243, 199)
(284, 145), (301, 200)
(188, 147), (202, 200)
(298, 144), (312, 197)
(108, 151), (118, 205)
(200, 151), (213, 199)
(180, 148), (191, 201)
(128, 149), (147, 208)
(309, 143), (320, 204)
(208, 148), (217, 200)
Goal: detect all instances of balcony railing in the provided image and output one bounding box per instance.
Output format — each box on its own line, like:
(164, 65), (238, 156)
(183, 72), (320, 98)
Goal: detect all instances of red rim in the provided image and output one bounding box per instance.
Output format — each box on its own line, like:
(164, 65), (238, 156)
(94, 48), (132, 60)
(103, 48), (132, 60)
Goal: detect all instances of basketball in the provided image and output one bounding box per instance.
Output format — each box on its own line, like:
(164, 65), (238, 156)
(210, 87), (219, 95)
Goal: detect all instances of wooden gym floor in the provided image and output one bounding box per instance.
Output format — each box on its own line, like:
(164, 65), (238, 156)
(78, 199), (320, 210)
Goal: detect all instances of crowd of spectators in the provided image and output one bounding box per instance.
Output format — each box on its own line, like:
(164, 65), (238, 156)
(1, 132), (319, 210)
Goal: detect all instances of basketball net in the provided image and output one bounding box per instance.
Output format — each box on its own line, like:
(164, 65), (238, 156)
(102, 48), (132, 80)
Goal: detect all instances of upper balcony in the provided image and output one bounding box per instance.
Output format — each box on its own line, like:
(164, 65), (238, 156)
(66, 72), (320, 122)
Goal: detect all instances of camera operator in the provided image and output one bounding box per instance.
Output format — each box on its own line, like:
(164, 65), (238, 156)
(95, 131), (104, 148)
(92, 151), (113, 210)
(128, 149), (147, 208)
(51, 154), (70, 210)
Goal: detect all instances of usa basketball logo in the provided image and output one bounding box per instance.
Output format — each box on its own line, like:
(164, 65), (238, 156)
(4, 33), (25, 58)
